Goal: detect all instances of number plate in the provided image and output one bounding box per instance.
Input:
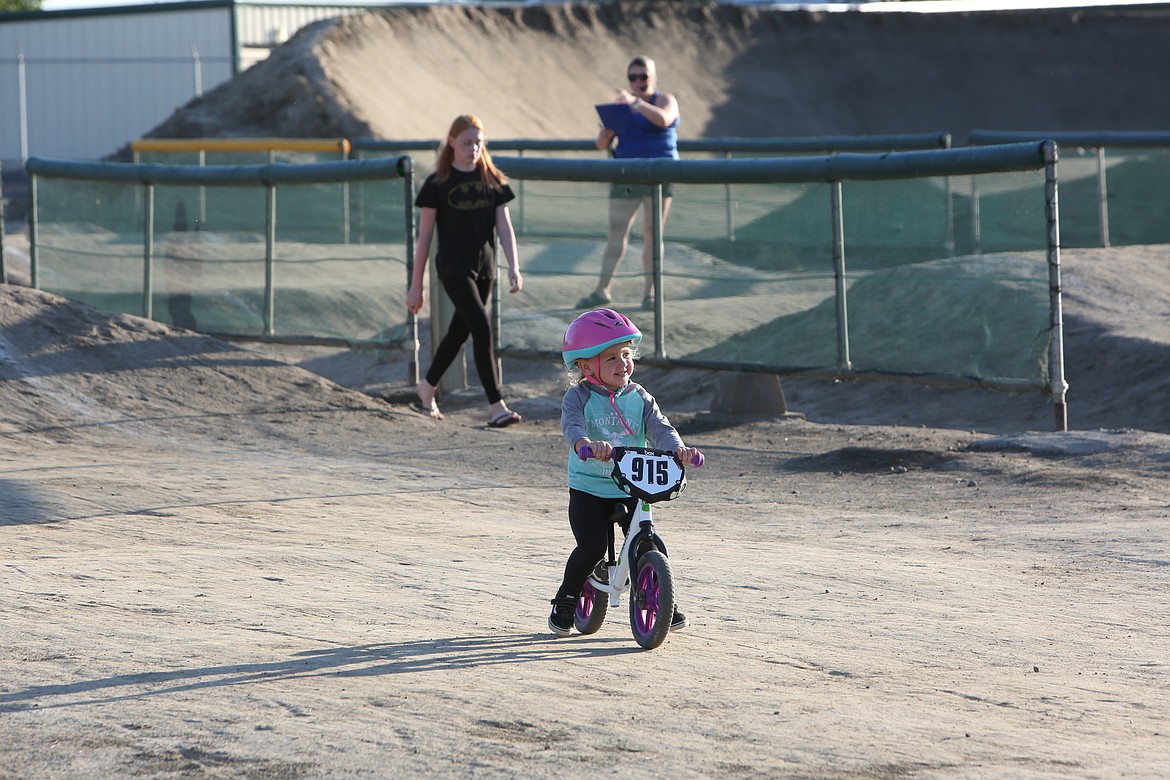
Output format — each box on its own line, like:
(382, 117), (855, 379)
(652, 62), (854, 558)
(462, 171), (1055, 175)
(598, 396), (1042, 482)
(610, 447), (686, 503)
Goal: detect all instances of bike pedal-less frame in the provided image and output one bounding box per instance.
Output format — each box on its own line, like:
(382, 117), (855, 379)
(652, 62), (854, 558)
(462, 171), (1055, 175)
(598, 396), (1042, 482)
(574, 446), (702, 649)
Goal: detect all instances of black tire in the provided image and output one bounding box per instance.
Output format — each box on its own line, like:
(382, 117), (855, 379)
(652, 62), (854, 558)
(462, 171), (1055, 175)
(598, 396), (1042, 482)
(575, 576), (608, 635)
(629, 550), (674, 650)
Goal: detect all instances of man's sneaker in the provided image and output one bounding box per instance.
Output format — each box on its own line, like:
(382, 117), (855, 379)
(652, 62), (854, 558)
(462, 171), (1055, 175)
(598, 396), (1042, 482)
(670, 607), (689, 631)
(548, 596), (575, 637)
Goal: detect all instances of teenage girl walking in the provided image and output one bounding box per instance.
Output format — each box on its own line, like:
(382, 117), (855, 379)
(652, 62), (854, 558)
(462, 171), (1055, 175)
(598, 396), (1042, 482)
(548, 307), (700, 636)
(407, 114), (524, 427)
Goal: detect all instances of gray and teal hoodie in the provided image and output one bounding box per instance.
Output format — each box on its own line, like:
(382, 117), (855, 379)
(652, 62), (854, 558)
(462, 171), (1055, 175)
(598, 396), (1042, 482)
(561, 381), (685, 499)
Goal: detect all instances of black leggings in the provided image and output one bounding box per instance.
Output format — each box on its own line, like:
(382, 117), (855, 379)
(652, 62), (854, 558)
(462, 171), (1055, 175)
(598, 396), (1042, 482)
(556, 489), (638, 599)
(425, 272), (501, 404)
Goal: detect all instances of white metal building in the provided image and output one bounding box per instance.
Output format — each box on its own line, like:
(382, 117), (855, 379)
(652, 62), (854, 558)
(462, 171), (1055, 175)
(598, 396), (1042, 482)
(0, 0), (388, 164)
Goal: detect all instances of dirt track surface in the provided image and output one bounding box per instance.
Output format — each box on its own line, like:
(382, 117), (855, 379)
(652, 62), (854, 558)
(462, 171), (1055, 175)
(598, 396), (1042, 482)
(2, 281), (1169, 778)
(8, 0), (1170, 771)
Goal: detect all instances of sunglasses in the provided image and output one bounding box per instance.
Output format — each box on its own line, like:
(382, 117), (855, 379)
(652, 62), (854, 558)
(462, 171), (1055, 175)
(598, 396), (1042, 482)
(627, 72), (650, 83)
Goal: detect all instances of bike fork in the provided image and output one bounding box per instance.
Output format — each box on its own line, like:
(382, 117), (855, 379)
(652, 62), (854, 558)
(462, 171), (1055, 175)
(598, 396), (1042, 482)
(608, 501), (653, 607)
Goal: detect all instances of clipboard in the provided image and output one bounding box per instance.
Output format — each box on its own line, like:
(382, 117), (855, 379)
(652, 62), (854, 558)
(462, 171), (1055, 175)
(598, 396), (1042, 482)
(596, 103), (634, 134)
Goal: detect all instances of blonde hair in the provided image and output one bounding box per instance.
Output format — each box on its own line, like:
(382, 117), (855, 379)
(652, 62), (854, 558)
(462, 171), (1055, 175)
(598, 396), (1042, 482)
(435, 114), (508, 189)
(628, 55), (656, 77)
(565, 341), (641, 386)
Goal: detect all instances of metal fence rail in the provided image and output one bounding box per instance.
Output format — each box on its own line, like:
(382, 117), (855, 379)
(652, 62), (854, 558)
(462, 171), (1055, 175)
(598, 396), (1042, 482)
(351, 132), (951, 155)
(353, 133), (953, 241)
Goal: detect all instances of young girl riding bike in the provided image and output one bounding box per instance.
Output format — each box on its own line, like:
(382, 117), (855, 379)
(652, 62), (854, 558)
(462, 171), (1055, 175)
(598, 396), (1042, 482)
(548, 308), (700, 637)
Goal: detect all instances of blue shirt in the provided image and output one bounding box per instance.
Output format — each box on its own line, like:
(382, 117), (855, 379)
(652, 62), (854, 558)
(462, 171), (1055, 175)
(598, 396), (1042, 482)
(614, 94), (679, 160)
(561, 381), (685, 498)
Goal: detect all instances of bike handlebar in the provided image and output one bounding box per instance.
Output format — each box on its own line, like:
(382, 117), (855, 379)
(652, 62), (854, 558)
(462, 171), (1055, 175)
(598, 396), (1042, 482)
(577, 444), (704, 468)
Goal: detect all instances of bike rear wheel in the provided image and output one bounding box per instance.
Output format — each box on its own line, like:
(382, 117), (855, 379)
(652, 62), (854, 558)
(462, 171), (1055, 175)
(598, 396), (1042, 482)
(575, 576), (608, 635)
(630, 550), (674, 650)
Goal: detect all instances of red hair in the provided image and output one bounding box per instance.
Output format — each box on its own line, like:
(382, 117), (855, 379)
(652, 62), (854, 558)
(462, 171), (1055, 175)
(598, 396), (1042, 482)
(435, 114), (508, 190)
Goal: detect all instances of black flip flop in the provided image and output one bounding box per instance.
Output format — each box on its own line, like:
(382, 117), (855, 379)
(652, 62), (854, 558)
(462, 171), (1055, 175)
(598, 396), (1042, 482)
(488, 411), (522, 428)
(409, 400), (442, 420)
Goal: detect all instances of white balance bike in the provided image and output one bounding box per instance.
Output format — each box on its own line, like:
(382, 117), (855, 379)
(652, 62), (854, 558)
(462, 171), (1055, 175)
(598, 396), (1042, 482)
(574, 444), (704, 650)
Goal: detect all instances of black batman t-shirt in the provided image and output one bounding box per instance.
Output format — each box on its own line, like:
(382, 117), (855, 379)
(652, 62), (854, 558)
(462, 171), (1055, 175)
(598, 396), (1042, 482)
(414, 167), (515, 280)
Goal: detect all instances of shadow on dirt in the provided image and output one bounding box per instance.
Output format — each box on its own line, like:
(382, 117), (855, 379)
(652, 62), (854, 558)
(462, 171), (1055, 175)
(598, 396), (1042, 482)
(0, 633), (644, 713)
(784, 446), (963, 475)
(0, 478), (56, 525)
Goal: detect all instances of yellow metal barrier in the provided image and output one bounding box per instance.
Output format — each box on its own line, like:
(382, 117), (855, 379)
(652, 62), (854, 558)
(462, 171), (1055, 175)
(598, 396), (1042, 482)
(131, 138), (351, 156)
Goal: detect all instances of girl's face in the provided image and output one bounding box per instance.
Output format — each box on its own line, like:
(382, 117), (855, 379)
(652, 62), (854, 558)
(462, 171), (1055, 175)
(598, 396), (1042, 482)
(449, 126), (485, 171)
(581, 342), (635, 391)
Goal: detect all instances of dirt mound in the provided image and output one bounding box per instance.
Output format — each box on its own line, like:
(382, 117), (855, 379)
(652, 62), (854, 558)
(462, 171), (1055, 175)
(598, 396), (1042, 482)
(3, 241), (1168, 436)
(0, 284), (390, 450)
(136, 2), (1170, 149)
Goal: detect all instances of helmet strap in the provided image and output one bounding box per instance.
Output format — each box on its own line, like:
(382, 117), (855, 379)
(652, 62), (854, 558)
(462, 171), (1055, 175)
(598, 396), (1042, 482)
(584, 356), (635, 436)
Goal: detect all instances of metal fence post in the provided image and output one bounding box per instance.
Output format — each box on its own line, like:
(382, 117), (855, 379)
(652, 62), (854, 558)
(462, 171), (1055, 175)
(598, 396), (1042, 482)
(402, 157), (419, 386)
(427, 216), (467, 395)
(264, 184), (276, 338)
(651, 183), (665, 357)
(831, 180), (852, 373)
(18, 50), (28, 163)
(517, 149), (526, 235)
(191, 42), (203, 98)
(1096, 146), (1110, 248)
(944, 174), (956, 256)
(430, 253), (467, 395)
(971, 175), (982, 256)
(340, 139), (351, 245)
(143, 183), (154, 319)
(28, 172), (37, 289)
(199, 149), (207, 227)
(1044, 141), (1068, 432)
(942, 133), (955, 256)
(0, 160), (6, 285)
(723, 150), (735, 242)
(493, 234), (503, 384)
(355, 148), (366, 245)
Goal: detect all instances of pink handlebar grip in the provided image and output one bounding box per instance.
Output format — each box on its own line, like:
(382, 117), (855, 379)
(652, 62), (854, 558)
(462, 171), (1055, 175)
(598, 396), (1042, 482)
(579, 444), (703, 467)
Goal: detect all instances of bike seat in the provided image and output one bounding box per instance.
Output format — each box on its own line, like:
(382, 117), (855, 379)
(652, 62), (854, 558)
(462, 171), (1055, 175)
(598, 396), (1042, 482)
(606, 503), (630, 525)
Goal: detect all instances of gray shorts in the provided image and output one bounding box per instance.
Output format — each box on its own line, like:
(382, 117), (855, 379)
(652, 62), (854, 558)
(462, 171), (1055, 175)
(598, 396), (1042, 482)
(609, 182), (675, 200)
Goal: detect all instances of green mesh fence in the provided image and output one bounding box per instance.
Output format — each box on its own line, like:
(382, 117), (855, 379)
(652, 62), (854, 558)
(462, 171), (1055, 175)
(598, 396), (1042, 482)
(491, 145), (1058, 392)
(26, 140), (1060, 402)
(27, 156), (413, 346)
(969, 131), (1170, 248)
(1117, 147), (1170, 245)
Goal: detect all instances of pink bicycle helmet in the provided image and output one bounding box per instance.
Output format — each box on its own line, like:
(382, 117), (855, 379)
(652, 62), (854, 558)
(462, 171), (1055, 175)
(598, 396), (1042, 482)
(562, 308), (642, 367)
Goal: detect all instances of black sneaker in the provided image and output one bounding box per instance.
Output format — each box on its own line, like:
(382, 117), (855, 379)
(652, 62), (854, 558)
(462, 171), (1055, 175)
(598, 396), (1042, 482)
(670, 607), (689, 631)
(591, 560), (609, 585)
(548, 596), (575, 637)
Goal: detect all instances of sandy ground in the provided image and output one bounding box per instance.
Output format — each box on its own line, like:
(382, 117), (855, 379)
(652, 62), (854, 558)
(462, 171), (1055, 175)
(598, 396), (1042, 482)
(4, 2), (1170, 776)
(2, 232), (1170, 777)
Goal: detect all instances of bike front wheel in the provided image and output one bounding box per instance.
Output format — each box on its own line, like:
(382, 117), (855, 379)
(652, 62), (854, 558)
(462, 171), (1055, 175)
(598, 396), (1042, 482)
(575, 576), (608, 635)
(629, 550), (674, 650)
